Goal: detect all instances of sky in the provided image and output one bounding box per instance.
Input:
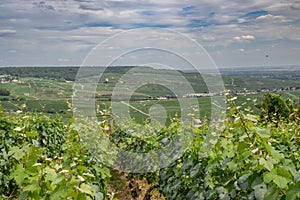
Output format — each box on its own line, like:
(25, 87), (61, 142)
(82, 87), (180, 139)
(0, 0), (300, 68)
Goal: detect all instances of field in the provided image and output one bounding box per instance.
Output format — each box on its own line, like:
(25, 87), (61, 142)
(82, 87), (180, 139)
(1, 66), (300, 123)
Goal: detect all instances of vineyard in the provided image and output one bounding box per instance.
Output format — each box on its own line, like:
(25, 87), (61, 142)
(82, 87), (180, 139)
(1, 93), (300, 199)
(1, 0), (300, 197)
(1, 0), (300, 198)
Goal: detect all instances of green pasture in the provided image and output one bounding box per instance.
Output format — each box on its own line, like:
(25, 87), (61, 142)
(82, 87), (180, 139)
(1, 69), (300, 124)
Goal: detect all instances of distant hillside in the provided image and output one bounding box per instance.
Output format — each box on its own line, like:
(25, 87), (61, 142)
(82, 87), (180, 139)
(1, 65), (300, 83)
(220, 65), (300, 80)
(0, 67), (79, 81)
(0, 66), (138, 81)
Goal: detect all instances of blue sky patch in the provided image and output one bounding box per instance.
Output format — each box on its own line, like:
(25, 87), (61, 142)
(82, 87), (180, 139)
(141, 11), (156, 16)
(189, 19), (210, 27)
(181, 6), (198, 16)
(243, 10), (268, 19)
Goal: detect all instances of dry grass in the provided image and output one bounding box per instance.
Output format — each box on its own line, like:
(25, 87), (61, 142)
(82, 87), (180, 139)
(106, 169), (165, 200)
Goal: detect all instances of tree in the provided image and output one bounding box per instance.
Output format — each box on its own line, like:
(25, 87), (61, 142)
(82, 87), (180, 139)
(256, 93), (293, 123)
(0, 88), (10, 96)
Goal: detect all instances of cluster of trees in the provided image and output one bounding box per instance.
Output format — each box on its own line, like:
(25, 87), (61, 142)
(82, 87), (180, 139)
(0, 88), (10, 96)
(257, 93), (300, 123)
(0, 67), (79, 81)
(0, 66), (135, 81)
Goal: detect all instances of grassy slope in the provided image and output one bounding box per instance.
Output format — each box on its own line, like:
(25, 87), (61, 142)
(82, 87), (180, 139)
(1, 67), (300, 122)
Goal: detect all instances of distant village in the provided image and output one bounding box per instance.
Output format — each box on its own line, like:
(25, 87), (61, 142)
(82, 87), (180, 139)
(183, 87), (300, 98)
(0, 74), (20, 83)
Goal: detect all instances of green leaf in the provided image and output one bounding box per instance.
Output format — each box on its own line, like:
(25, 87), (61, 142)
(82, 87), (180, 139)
(251, 177), (267, 200)
(190, 163), (201, 178)
(254, 127), (270, 139)
(294, 170), (300, 182)
(263, 143), (284, 162)
(45, 167), (57, 182)
(76, 183), (95, 196)
(272, 175), (289, 189)
(259, 158), (274, 171)
(216, 187), (229, 200)
(10, 164), (26, 185)
(227, 161), (238, 171)
(263, 185), (278, 200)
(8, 146), (25, 160)
(237, 141), (249, 152)
(223, 145), (235, 158)
(18, 191), (29, 200)
(26, 131), (38, 137)
(51, 174), (65, 186)
(286, 183), (300, 200)
(50, 184), (67, 200)
(282, 159), (297, 178)
(100, 167), (111, 179)
(263, 172), (273, 184)
(263, 169), (291, 189)
(241, 149), (252, 159)
(23, 181), (38, 192)
(26, 147), (41, 173)
(245, 114), (259, 122)
(277, 167), (292, 180)
(77, 193), (87, 200)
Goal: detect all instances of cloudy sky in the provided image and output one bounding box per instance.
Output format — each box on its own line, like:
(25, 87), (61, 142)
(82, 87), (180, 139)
(0, 0), (300, 68)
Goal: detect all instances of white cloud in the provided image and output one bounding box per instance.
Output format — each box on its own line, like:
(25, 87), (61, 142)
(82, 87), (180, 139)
(256, 14), (289, 23)
(242, 35), (255, 40)
(233, 35), (256, 42)
(0, 29), (16, 37)
(0, 0), (299, 67)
